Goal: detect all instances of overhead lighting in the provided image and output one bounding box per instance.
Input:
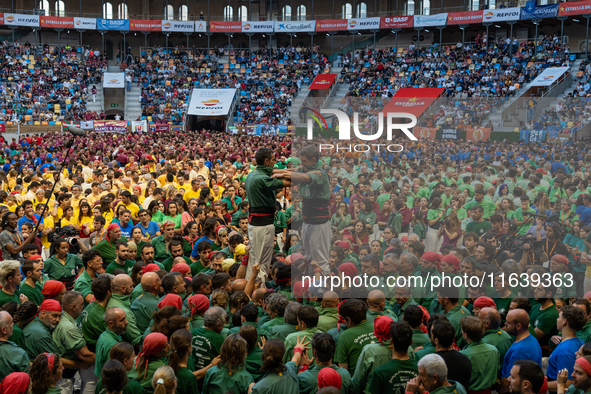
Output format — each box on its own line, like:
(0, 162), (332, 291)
(67, 30), (70, 33)
(134, 32), (137, 35)
(294, 34), (297, 37)
(425, 29), (429, 32)
(326, 33), (329, 36)
(262, 34), (265, 37)
(199, 33), (202, 37)
(495, 24), (500, 28)
(574, 18), (580, 22)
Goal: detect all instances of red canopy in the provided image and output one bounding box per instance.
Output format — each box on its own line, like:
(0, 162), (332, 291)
(381, 87), (445, 117)
(309, 74), (337, 90)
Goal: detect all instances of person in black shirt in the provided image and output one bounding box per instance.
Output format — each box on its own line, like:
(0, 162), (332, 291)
(431, 320), (472, 390)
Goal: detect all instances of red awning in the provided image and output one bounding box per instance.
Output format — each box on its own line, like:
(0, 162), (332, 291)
(381, 87), (445, 117)
(309, 74), (337, 90)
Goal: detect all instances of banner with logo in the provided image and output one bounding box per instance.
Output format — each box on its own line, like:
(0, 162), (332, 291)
(447, 11), (483, 25)
(414, 127), (437, 140)
(210, 21), (242, 32)
(530, 66), (569, 86)
(439, 128), (460, 140)
(96, 18), (130, 31)
(315, 19), (348, 31)
(274, 21), (316, 32)
(131, 120), (147, 132)
(103, 72), (125, 88)
(160, 20), (195, 32)
(194, 21), (206, 32)
(4, 13), (39, 27)
(309, 74), (337, 89)
(547, 125), (560, 139)
(382, 87), (445, 117)
(559, 0), (591, 16)
(0, 121), (4, 133)
(150, 123), (170, 132)
(520, 3), (559, 19)
(80, 120), (94, 129)
(347, 17), (380, 30)
(130, 19), (161, 31)
(187, 88), (237, 116)
(74, 17), (96, 29)
(241, 21), (274, 32)
(40, 16), (73, 28)
(528, 129), (547, 143)
(0, 14), (4, 25)
(465, 127), (491, 142)
(380, 16), (413, 28)
(482, 7), (521, 22)
(94, 120), (127, 133)
(413, 13), (448, 27)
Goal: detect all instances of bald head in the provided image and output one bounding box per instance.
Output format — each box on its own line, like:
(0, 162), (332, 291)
(141, 272), (161, 294)
(478, 307), (501, 330)
(252, 288), (268, 305)
(321, 291), (340, 308)
(507, 308), (530, 334)
(112, 274), (133, 295)
(173, 257), (186, 266)
(231, 279), (248, 293)
(0, 311), (13, 339)
(367, 290), (386, 310)
(104, 307), (125, 324)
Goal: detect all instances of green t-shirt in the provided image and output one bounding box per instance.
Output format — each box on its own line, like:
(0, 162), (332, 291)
(79, 301), (107, 350)
(203, 365), (254, 394)
(514, 207), (536, 235)
(367, 358), (418, 394)
(460, 341), (499, 390)
(191, 327), (224, 370)
(334, 320), (377, 376)
(466, 220), (492, 236)
(19, 282), (43, 306)
(529, 304), (559, 347)
(176, 366), (199, 394)
(105, 259), (135, 275)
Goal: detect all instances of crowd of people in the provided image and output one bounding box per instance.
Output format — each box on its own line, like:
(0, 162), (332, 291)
(124, 46), (328, 125)
(0, 126), (588, 394)
(0, 42), (107, 124)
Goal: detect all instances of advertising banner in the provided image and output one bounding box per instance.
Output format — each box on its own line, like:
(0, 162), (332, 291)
(0, 122), (6, 133)
(74, 17), (96, 29)
(4, 13), (39, 27)
(40, 16), (74, 28)
(187, 89), (237, 116)
(447, 11), (483, 25)
(94, 120), (127, 133)
(103, 73), (125, 88)
(161, 20), (196, 32)
(347, 17), (380, 30)
(96, 18), (130, 31)
(414, 13), (448, 27)
(274, 21), (316, 32)
(241, 21), (274, 32)
(520, 3), (558, 19)
(559, 0), (591, 16)
(482, 7), (521, 22)
(315, 19), (348, 31)
(80, 121), (94, 129)
(381, 87), (445, 117)
(210, 21), (242, 32)
(380, 16), (413, 28)
(130, 19), (161, 31)
(194, 21), (206, 32)
(309, 74), (337, 89)
(150, 123), (170, 132)
(530, 66), (570, 86)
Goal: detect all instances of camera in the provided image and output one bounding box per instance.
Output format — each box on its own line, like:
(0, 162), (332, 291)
(509, 235), (543, 253)
(441, 218), (450, 227)
(47, 225), (80, 253)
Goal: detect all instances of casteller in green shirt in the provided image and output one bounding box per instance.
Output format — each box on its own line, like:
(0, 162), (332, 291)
(334, 319), (377, 376)
(367, 358), (418, 394)
(459, 340), (499, 390)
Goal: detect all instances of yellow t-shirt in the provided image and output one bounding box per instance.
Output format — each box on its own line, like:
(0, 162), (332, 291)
(115, 202), (140, 218)
(183, 189), (201, 203)
(60, 216), (78, 227)
(102, 211), (114, 225)
(78, 215), (93, 233)
(41, 216), (55, 249)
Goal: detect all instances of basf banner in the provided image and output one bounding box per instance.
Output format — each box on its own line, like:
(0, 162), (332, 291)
(74, 17), (96, 29)
(130, 19), (161, 31)
(274, 21), (316, 32)
(210, 21), (242, 32)
(241, 21), (274, 32)
(4, 13), (39, 27)
(103, 73), (125, 88)
(530, 67), (569, 86)
(40, 16), (73, 28)
(482, 7), (521, 22)
(380, 16), (413, 28)
(520, 3), (558, 19)
(447, 11), (483, 25)
(316, 19), (348, 31)
(414, 14), (448, 27)
(96, 18), (130, 30)
(347, 17), (380, 30)
(559, 0), (591, 16)
(161, 21), (195, 32)
(187, 89), (237, 116)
